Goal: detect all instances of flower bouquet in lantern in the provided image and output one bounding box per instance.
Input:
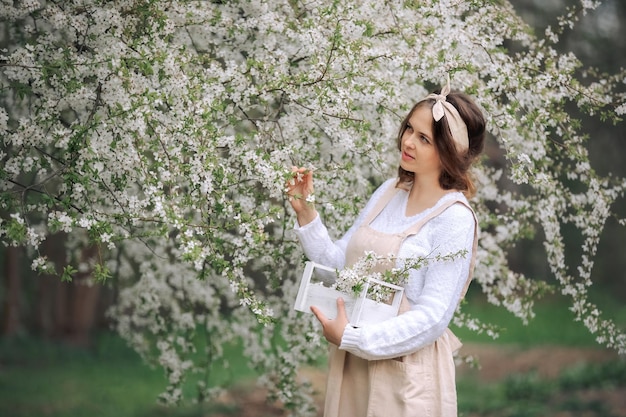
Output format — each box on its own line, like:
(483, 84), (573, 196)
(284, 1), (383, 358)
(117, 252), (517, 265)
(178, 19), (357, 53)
(293, 253), (406, 326)
(293, 250), (468, 326)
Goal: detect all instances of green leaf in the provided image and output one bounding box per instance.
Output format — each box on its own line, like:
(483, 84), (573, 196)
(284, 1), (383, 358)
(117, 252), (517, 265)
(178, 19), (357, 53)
(94, 263), (111, 283)
(61, 265), (78, 283)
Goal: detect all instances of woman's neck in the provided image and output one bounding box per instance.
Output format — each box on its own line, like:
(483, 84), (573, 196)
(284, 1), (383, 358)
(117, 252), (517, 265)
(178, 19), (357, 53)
(405, 178), (449, 217)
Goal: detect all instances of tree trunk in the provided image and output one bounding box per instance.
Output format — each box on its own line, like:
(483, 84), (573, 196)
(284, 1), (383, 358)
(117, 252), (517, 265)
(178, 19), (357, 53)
(36, 235), (102, 346)
(1, 246), (22, 336)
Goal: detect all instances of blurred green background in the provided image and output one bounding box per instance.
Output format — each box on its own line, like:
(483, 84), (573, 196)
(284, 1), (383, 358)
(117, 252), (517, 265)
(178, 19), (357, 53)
(1, 290), (625, 417)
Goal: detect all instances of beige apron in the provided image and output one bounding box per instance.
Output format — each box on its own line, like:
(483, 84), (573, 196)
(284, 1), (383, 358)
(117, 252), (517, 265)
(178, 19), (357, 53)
(323, 183), (478, 417)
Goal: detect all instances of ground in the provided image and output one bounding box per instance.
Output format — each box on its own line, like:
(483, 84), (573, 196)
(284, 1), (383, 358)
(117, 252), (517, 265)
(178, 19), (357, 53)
(214, 343), (625, 417)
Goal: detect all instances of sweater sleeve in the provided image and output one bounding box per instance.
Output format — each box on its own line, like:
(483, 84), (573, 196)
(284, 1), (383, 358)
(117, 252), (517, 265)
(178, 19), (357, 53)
(339, 203), (476, 360)
(292, 178), (397, 270)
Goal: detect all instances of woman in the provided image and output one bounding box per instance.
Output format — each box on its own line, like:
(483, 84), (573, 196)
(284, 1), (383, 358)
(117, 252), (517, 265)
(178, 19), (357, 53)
(286, 78), (486, 417)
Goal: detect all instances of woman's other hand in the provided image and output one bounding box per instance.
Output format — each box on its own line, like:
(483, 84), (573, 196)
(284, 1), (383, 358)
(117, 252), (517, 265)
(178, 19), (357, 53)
(310, 298), (349, 346)
(285, 166), (318, 226)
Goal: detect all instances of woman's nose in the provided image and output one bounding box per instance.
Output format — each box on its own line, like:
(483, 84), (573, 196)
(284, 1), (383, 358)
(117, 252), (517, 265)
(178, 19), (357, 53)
(403, 133), (416, 148)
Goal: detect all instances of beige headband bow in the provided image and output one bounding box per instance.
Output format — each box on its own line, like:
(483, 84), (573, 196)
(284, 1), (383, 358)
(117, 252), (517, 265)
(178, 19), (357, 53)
(424, 75), (469, 153)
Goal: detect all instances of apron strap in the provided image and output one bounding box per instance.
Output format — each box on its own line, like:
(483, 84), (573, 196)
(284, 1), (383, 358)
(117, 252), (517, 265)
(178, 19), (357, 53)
(460, 204), (479, 299)
(362, 181), (479, 301)
(362, 180), (402, 226)
(401, 198), (479, 300)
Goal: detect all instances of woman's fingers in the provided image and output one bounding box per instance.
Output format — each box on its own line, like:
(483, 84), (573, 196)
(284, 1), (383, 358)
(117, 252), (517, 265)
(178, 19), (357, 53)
(285, 166), (317, 225)
(310, 305), (327, 322)
(285, 166), (314, 200)
(311, 298), (348, 346)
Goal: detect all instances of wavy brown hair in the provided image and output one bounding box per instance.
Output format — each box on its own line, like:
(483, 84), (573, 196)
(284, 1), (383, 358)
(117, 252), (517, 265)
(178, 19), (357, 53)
(396, 90), (486, 197)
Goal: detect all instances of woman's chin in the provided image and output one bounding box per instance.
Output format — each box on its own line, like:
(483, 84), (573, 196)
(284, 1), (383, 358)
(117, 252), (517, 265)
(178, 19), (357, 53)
(399, 160), (415, 172)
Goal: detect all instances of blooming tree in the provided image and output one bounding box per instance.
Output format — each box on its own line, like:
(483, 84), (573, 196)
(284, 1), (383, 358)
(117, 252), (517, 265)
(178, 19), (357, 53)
(1, 0), (625, 414)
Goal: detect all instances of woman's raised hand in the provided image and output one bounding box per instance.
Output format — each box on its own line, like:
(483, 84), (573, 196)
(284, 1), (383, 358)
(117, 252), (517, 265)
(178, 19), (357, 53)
(285, 166), (318, 226)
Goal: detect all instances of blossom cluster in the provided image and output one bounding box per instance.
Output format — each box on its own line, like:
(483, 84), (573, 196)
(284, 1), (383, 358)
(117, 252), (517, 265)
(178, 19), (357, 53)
(334, 250), (467, 303)
(1, 0), (625, 414)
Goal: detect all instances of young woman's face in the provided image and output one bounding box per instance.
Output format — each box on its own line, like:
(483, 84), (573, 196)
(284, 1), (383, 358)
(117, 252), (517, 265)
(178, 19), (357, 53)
(399, 105), (442, 177)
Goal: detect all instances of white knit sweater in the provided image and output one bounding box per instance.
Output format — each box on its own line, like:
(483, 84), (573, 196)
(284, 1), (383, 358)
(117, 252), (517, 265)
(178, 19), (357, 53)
(293, 178), (476, 360)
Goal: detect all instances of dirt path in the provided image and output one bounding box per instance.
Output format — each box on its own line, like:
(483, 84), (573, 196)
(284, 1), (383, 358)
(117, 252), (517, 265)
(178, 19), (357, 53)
(457, 342), (620, 381)
(217, 344), (623, 417)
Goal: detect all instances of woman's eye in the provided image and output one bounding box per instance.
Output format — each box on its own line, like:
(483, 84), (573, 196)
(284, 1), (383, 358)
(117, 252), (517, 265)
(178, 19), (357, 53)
(420, 135), (429, 143)
(405, 124), (413, 133)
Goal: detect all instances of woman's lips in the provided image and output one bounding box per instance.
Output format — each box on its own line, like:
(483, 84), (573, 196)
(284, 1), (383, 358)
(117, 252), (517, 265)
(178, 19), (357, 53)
(401, 151), (414, 161)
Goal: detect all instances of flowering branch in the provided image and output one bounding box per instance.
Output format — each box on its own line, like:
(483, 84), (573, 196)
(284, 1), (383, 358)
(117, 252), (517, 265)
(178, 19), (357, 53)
(334, 249), (468, 302)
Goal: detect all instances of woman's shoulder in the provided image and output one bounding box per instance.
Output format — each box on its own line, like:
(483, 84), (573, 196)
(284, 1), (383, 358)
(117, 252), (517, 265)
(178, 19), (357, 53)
(433, 191), (475, 227)
(357, 178), (402, 217)
(368, 177), (401, 200)
(378, 177), (400, 191)
(435, 192), (475, 223)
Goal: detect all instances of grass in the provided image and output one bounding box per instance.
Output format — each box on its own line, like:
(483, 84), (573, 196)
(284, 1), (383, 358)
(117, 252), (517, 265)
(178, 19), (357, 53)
(0, 333), (258, 417)
(457, 360), (626, 417)
(453, 289), (626, 417)
(1, 292), (624, 417)
(452, 289), (626, 347)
